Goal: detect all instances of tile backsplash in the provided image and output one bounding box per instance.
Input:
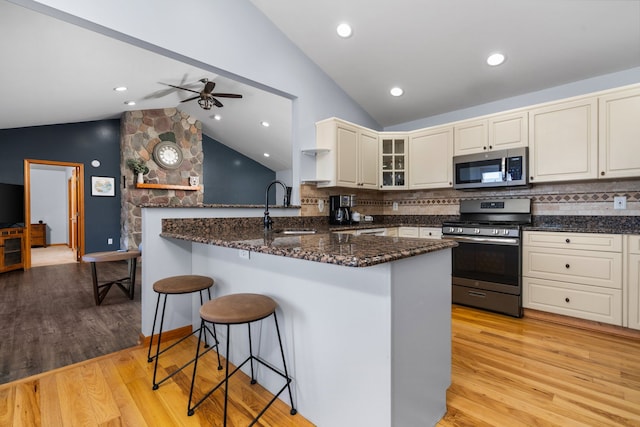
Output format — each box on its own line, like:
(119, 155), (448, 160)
(300, 178), (640, 218)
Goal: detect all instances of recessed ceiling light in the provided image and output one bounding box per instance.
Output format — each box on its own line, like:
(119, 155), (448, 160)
(213, 114), (221, 120)
(261, 121), (270, 127)
(113, 86), (127, 92)
(487, 53), (506, 66)
(124, 101), (136, 106)
(336, 23), (352, 38)
(263, 153), (270, 157)
(390, 87), (404, 97)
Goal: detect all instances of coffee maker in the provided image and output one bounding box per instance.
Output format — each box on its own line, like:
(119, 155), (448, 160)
(329, 194), (356, 225)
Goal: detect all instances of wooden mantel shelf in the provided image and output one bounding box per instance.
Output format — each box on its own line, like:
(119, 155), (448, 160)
(136, 183), (201, 191)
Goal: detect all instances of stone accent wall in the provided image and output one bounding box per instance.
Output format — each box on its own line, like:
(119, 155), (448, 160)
(300, 178), (640, 219)
(120, 108), (204, 249)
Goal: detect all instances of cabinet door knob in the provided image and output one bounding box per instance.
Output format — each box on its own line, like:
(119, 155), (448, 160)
(530, 176), (534, 180)
(565, 297), (570, 303)
(565, 264), (570, 269)
(601, 171), (605, 176)
(483, 146), (487, 150)
(565, 238), (570, 243)
(489, 145), (493, 150)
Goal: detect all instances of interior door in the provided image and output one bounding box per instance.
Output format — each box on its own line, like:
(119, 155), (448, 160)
(24, 159), (85, 269)
(68, 169), (79, 260)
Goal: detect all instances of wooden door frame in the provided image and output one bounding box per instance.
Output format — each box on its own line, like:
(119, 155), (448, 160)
(23, 159), (85, 269)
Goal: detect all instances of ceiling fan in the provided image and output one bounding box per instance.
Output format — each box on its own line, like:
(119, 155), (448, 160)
(166, 78), (243, 110)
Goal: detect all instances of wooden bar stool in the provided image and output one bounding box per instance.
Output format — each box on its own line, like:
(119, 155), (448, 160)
(147, 275), (222, 390)
(187, 293), (297, 426)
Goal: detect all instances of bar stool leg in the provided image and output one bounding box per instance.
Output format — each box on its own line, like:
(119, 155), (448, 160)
(273, 312), (297, 415)
(152, 294), (169, 390)
(248, 323), (256, 384)
(187, 319), (206, 416)
(147, 292), (162, 363)
(223, 324), (231, 427)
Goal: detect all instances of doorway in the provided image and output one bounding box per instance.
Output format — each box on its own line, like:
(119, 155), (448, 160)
(23, 159), (85, 269)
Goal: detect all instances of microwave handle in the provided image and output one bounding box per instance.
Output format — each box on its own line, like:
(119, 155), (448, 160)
(501, 156), (506, 181)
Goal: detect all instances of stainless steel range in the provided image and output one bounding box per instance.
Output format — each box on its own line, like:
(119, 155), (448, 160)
(442, 198), (531, 317)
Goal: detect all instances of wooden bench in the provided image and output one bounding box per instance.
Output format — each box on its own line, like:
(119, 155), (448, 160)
(82, 250), (141, 305)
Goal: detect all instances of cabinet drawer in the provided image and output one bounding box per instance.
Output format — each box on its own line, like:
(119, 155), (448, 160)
(398, 227), (419, 238)
(523, 231), (621, 252)
(523, 247), (622, 289)
(628, 235), (640, 255)
(419, 227), (442, 239)
(523, 277), (622, 325)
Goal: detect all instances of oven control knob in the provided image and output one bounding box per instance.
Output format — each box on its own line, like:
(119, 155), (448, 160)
(503, 229), (510, 235)
(492, 229), (499, 235)
(457, 227), (463, 233)
(474, 228), (480, 234)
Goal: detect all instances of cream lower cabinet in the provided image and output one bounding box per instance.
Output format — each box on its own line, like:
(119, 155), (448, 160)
(398, 227), (419, 238)
(523, 231), (623, 325)
(397, 226), (442, 239)
(627, 235), (640, 330)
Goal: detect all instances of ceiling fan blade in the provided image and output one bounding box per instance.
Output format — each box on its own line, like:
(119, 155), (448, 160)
(164, 83), (201, 95)
(203, 81), (216, 94)
(213, 98), (224, 108)
(211, 93), (243, 98)
(180, 95), (200, 103)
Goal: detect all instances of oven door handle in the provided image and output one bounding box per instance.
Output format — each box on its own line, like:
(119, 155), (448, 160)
(443, 235), (520, 245)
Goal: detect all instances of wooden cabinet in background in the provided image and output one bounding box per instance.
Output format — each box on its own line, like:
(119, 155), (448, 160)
(30, 223), (46, 247)
(0, 227), (25, 273)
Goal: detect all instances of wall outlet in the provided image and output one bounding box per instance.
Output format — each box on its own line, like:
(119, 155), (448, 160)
(614, 196), (627, 210)
(318, 199), (325, 213)
(107, 238), (113, 245)
(392, 202), (398, 211)
(238, 249), (250, 259)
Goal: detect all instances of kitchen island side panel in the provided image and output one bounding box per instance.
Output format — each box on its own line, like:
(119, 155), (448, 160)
(391, 249), (452, 426)
(191, 242), (394, 427)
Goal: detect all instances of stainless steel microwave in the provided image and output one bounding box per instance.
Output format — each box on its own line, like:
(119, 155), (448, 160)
(453, 147), (528, 190)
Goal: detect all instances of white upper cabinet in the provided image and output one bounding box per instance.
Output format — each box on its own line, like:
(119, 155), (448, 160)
(316, 118), (379, 189)
(409, 125), (453, 189)
(598, 87), (640, 179)
(453, 111), (528, 156)
(453, 119), (487, 156)
(528, 97), (598, 183)
(379, 134), (407, 190)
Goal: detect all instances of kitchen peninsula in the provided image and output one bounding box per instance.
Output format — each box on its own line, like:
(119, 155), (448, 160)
(140, 206), (456, 427)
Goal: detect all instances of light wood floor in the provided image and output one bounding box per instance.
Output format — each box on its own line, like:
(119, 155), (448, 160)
(2, 306), (640, 426)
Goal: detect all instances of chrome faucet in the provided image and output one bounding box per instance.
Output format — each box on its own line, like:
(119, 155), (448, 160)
(264, 180), (291, 230)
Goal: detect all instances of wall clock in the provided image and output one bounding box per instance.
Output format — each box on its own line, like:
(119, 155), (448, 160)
(153, 141), (183, 169)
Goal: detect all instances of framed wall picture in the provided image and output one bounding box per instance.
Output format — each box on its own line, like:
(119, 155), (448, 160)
(91, 176), (115, 197)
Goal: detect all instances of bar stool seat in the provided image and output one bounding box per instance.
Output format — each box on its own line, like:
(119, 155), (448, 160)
(188, 293), (297, 426)
(147, 275), (221, 390)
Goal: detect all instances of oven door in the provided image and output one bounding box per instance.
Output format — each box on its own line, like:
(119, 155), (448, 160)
(446, 235), (521, 295)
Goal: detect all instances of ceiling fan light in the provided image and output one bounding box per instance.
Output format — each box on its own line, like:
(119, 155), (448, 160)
(198, 97), (214, 110)
(124, 100), (136, 106)
(113, 86), (127, 92)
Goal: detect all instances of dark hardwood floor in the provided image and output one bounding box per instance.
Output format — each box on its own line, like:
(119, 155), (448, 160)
(0, 261), (141, 384)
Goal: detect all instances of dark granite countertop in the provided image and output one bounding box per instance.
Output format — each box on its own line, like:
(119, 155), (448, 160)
(161, 225), (456, 267)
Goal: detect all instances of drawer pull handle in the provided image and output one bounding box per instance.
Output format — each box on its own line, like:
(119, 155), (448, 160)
(565, 297), (570, 303)
(468, 291), (486, 298)
(565, 264), (570, 269)
(565, 238), (571, 243)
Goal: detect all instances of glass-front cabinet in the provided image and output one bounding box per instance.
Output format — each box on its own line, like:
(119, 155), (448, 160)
(380, 135), (407, 189)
